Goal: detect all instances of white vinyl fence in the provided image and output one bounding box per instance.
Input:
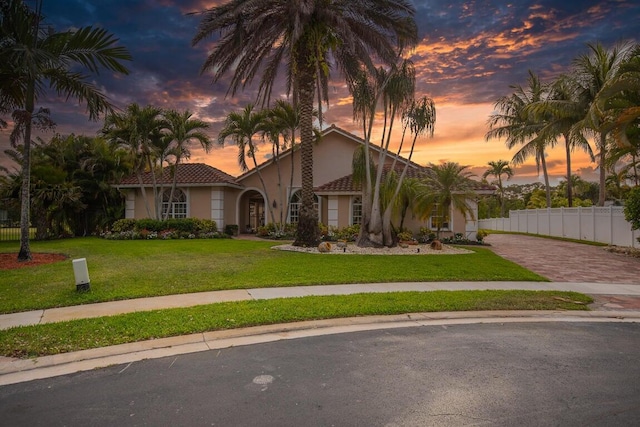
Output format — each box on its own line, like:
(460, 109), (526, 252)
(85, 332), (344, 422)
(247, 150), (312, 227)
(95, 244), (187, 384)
(478, 206), (639, 249)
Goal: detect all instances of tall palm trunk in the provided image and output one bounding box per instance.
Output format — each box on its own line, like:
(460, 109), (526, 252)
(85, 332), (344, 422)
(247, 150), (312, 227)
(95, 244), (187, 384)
(285, 128), (296, 229)
(136, 173), (153, 218)
(381, 131), (418, 244)
(293, 64), (320, 247)
(18, 81), (35, 261)
(251, 155), (277, 227)
(356, 93), (378, 248)
(564, 134), (573, 207)
(272, 141), (284, 231)
(497, 176), (506, 217)
(146, 154), (162, 219)
(540, 151), (552, 207)
(165, 158), (181, 221)
(597, 133), (607, 206)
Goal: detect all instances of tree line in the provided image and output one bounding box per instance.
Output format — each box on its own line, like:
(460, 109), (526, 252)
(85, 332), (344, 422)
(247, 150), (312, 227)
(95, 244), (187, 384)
(486, 42), (640, 210)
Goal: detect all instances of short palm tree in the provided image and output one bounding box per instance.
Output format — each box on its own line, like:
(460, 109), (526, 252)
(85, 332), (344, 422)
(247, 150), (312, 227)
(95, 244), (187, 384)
(218, 104), (277, 224)
(102, 104), (165, 219)
(267, 100), (301, 228)
(417, 162), (477, 239)
(483, 160), (513, 217)
(1, 0), (131, 260)
(162, 109), (211, 220)
(192, 0), (417, 246)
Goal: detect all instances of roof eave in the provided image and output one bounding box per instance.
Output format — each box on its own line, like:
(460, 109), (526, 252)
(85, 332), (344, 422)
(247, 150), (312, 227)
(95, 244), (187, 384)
(116, 182), (244, 190)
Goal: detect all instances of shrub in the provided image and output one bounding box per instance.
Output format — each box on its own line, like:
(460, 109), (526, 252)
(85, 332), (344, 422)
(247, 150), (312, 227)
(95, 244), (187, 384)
(624, 187), (640, 230)
(135, 218), (163, 232)
(106, 218), (222, 239)
(418, 227), (436, 243)
(224, 224), (239, 236)
(256, 223), (296, 239)
(330, 224), (360, 241)
(193, 219), (217, 233)
(111, 219), (136, 233)
(397, 230), (413, 241)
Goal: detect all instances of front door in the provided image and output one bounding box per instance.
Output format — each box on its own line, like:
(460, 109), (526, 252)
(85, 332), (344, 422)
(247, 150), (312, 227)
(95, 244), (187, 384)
(248, 199), (264, 232)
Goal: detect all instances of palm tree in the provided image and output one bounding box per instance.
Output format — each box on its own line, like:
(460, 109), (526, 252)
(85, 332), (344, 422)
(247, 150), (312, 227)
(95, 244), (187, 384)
(192, 0), (418, 247)
(1, 0), (131, 260)
(486, 71), (553, 207)
(598, 44), (640, 188)
(75, 136), (133, 233)
(609, 140), (639, 187)
(218, 104), (277, 225)
(483, 160), (513, 217)
(102, 104), (165, 219)
(417, 162), (476, 239)
(350, 59), (434, 247)
(162, 109), (211, 220)
(266, 100), (301, 229)
(571, 41), (637, 206)
(525, 75), (595, 207)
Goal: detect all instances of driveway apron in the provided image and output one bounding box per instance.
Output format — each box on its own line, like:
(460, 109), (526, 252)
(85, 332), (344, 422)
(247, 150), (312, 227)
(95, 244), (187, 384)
(484, 234), (640, 285)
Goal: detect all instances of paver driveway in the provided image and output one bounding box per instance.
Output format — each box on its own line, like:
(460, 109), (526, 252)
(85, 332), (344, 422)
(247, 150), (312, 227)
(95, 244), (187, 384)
(484, 233), (640, 285)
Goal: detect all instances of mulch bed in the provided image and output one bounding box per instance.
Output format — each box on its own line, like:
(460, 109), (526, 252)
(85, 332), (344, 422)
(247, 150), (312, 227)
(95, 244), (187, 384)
(0, 253), (68, 270)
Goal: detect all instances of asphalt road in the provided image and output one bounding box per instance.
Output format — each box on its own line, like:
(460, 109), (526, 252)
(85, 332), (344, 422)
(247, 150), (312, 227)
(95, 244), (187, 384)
(2, 322), (640, 426)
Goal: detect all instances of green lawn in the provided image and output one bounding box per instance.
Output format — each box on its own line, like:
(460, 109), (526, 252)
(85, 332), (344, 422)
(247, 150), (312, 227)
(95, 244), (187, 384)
(0, 290), (591, 358)
(485, 230), (609, 246)
(0, 237), (548, 314)
(0, 237), (594, 359)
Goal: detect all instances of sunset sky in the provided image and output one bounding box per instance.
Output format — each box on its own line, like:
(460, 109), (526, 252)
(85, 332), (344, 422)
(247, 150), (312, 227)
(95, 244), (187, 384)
(2, 0), (639, 185)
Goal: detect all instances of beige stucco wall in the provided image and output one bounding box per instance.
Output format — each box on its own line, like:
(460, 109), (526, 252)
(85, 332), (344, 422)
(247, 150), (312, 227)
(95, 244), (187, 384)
(130, 188), (157, 219)
(325, 194), (471, 238)
(188, 187), (209, 219)
(337, 195), (354, 227)
(120, 127), (483, 237)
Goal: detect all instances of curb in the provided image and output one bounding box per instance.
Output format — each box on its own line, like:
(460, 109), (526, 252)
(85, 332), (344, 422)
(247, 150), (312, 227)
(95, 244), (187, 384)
(2, 309), (639, 386)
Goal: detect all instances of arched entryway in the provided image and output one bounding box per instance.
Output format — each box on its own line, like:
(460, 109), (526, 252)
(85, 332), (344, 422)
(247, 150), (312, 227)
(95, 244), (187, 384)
(237, 189), (265, 233)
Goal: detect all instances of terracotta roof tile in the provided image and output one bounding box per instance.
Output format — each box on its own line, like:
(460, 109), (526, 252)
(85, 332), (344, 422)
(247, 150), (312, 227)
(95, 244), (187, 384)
(315, 164), (431, 193)
(118, 163), (240, 187)
(470, 181), (497, 191)
(316, 164), (496, 193)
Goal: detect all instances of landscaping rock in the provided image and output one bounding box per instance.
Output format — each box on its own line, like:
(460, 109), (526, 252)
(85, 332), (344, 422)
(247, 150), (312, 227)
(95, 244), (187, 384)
(318, 242), (332, 253)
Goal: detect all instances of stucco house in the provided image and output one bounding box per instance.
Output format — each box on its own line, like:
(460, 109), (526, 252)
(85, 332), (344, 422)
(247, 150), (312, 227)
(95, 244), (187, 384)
(117, 125), (494, 238)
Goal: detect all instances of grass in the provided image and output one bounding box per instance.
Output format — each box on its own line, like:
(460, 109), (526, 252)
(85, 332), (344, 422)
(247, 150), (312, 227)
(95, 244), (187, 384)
(0, 290), (592, 358)
(485, 230), (609, 246)
(0, 237), (548, 314)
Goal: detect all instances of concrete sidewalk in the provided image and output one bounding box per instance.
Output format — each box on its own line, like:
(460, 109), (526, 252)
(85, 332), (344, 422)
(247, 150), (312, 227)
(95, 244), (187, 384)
(3, 280), (640, 330)
(2, 281), (640, 386)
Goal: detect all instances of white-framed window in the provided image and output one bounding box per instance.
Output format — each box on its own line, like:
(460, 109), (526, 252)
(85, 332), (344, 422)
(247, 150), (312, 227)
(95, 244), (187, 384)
(288, 189), (319, 224)
(351, 196), (362, 225)
(429, 203), (450, 230)
(162, 188), (188, 219)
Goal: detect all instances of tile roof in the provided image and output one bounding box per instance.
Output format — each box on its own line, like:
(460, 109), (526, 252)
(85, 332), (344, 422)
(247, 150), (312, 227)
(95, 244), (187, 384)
(315, 164), (431, 193)
(470, 181), (497, 192)
(315, 164), (496, 193)
(118, 163), (241, 187)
